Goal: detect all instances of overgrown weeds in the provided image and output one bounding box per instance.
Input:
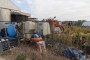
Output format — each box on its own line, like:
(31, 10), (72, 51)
(1, 26), (90, 60)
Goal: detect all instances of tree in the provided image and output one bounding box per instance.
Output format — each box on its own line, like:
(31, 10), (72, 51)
(76, 20), (86, 26)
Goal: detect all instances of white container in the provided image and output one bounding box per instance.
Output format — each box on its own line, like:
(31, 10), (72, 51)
(36, 22), (51, 36)
(25, 21), (36, 33)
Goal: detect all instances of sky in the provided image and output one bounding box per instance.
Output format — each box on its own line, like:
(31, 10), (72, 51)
(12, 0), (90, 21)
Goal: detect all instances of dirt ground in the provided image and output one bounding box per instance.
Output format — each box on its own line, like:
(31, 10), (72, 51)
(0, 56), (90, 60)
(0, 57), (5, 60)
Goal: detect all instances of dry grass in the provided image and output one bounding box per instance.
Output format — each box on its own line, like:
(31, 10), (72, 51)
(0, 45), (68, 60)
(1, 26), (90, 60)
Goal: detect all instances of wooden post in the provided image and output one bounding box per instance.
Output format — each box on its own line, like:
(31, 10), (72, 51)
(49, 22), (54, 39)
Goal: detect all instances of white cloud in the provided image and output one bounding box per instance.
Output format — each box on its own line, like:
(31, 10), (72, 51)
(13, 0), (90, 21)
(26, 0), (32, 5)
(29, 0), (90, 21)
(13, 0), (23, 3)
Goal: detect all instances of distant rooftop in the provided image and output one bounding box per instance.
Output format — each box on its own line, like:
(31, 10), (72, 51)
(28, 18), (38, 21)
(82, 21), (90, 26)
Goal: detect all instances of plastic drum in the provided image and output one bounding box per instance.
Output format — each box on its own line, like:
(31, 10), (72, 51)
(6, 24), (17, 38)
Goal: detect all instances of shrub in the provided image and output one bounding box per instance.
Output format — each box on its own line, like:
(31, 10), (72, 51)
(16, 53), (26, 60)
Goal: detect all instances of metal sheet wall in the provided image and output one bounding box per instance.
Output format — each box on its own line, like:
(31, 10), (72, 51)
(36, 22), (51, 36)
(43, 22), (51, 35)
(25, 21), (36, 33)
(0, 9), (11, 30)
(1, 9), (11, 21)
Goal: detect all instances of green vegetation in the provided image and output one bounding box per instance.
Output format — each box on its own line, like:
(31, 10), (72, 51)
(0, 50), (11, 56)
(1, 25), (90, 60)
(16, 53), (26, 60)
(76, 20), (86, 26)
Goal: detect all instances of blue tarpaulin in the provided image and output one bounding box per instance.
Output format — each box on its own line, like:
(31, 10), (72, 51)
(63, 47), (86, 60)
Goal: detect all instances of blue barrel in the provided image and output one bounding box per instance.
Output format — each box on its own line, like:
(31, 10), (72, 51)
(6, 24), (17, 38)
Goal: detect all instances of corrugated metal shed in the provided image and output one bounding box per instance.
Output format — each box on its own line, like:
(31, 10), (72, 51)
(28, 18), (38, 21)
(0, 0), (31, 30)
(0, 0), (21, 22)
(82, 21), (90, 26)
